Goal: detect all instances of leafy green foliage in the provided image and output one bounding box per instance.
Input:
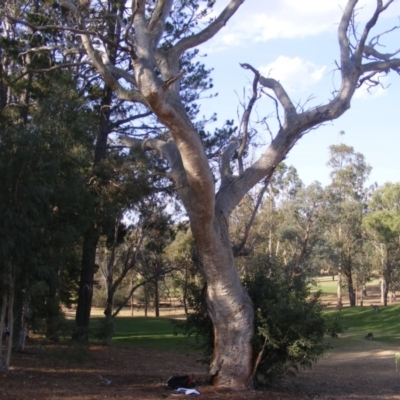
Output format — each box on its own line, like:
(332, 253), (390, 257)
(244, 256), (332, 386)
(178, 255), (345, 386)
(0, 71), (96, 342)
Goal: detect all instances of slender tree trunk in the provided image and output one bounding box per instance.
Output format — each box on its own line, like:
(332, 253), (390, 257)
(380, 247), (390, 306)
(5, 272), (15, 372)
(74, 225), (99, 339)
(74, 86), (113, 339)
(337, 268), (343, 308)
(103, 297), (114, 346)
(154, 277), (160, 317)
(362, 282), (367, 297)
(0, 291), (7, 370)
(15, 298), (29, 352)
(0, 49), (8, 111)
(345, 271), (356, 307)
(144, 287), (148, 317)
(45, 274), (61, 342)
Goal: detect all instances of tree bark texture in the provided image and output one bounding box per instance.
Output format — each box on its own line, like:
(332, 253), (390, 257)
(75, 225), (99, 337)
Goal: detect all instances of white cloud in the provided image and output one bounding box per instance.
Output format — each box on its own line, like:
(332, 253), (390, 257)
(207, 0), (395, 48)
(212, 0), (346, 47)
(259, 56), (327, 93)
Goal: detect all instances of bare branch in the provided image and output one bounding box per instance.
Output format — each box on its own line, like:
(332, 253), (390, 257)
(162, 70), (186, 91)
(364, 44), (400, 61)
(362, 58), (400, 73)
(261, 90), (282, 130)
(109, 111), (152, 130)
(173, 0), (245, 57)
(147, 0), (174, 46)
(339, 0), (357, 67)
(232, 178), (270, 257)
(237, 65), (260, 175)
(241, 63), (296, 120)
(354, 0), (395, 63)
(9, 62), (90, 84)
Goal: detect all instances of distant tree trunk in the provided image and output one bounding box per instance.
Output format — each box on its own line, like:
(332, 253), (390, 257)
(337, 269), (343, 308)
(74, 225), (99, 339)
(154, 278), (160, 317)
(380, 247), (390, 306)
(144, 287), (148, 317)
(45, 274), (61, 342)
(14, 298), (29, 352)
(345, 270), (356, 307)
(0, 48), (7, 110)
(0, 291), (8, 370)
(74, 86), (113, 340)
(103, 300), (114, 347)
(1, 270), (15, 372)
(362, 282), (367, 297)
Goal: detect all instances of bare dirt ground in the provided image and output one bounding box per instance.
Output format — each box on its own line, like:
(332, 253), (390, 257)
(2, 338), (400, 400)
(2, 284), (400, 400)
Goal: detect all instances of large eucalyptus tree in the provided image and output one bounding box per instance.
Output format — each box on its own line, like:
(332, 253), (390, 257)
(5, 0), (400, 387)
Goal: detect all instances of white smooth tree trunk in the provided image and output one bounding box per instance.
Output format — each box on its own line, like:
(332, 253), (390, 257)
(196, 218), (254, 386)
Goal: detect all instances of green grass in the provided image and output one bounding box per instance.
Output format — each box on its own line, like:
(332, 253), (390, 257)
(311, 277), (337, 295)
(91, 316), (197, 352)
(87, 298), (400, 356)
(311, 276), (381, 296)
(327, 304), (400, 344)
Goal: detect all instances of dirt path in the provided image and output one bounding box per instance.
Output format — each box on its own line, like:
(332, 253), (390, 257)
(2, 337), (400, 400)
(286, 339), (400, 399)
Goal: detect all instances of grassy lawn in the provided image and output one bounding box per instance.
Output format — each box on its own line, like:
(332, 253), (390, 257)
(328, 304), (400, 344)
(90, 316), (198, 352)
(311, 276), (381, 296)
(311, 276), (338, 295)
(86, 287), (400, 354)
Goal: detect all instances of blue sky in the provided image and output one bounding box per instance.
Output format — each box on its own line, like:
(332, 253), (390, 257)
(196, 0), (400, 187)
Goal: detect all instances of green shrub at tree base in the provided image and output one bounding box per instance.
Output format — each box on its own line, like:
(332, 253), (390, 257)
(245, 257), (344, 386)
(178, 256), (346, 387)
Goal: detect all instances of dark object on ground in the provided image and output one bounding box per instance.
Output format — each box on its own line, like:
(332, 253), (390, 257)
(365, 332), (374, 340)
(370, 304), (380, 313)
(166, 375), (195, 389)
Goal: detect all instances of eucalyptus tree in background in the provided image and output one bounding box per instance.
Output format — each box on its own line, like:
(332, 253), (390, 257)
(325, 144), (372, 307)
(364, 183), (400, 306)
(6, 0), (400, 387)
(278, 182), (331, 280)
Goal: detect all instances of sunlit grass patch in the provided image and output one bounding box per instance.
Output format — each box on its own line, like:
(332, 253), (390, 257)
(326, 304), (400, 344)
(90, 316), (196, 352)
